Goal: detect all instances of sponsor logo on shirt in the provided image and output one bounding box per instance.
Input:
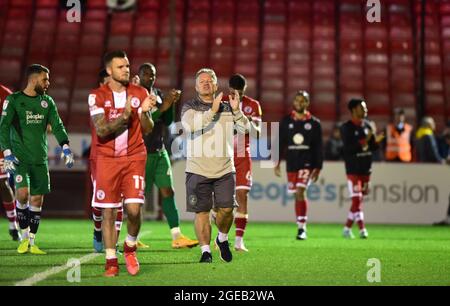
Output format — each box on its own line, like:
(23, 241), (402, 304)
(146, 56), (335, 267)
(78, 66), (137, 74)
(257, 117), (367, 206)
(88, 94), (96, 107)
(104, 100), (112, 108)
(108, 109), (122, 120)
(26, 111), (45, 125)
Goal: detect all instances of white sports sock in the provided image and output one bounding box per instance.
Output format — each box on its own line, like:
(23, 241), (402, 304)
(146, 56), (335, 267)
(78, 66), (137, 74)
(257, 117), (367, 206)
(105, 248), (117, 260)
(125, 235), (137, 247)
(218, 232), (228, 243)
(22, 227), (30, 240)
(201, 245), (211, 254)
(170, 227), (181, 240)
(29, 233), (36, 246)
(235, 236), (243, 246)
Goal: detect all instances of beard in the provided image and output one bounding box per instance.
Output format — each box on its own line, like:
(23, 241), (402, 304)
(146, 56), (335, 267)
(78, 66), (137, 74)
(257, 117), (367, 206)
(35, 84), (45, 95)
(112, 76), (129, 86)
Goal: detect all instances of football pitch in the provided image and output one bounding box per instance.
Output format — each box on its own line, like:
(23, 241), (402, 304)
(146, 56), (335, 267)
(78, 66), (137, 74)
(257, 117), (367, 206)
(0, 219), (449, 286)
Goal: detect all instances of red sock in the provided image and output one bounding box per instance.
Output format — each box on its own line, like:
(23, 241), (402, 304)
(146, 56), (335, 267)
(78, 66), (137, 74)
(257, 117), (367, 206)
(123, 241), (137, 253)
(295, 200), (308, 228)
(3, 201), (16, 225)
(92, 207), (102, 232)
(235, 217), (248, 238)
(106, 258), (118, 268)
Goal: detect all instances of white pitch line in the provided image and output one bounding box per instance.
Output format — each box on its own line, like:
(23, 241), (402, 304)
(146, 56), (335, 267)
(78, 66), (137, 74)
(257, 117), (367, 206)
(15, 252), (102, 286)
(14, 230), (152, 286)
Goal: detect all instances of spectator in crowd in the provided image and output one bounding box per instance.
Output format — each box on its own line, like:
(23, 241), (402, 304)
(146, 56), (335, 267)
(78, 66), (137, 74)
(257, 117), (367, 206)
(384, 108), (413, 163)
(415, 117), (443, 163)
(324, 123), (343, 161)
(437, 121), (450, 160)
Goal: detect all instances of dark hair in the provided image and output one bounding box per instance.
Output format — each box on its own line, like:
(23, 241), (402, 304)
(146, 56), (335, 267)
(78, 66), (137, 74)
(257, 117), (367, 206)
(229, 74), (247, 90)
(394, 107), (405, 115)
(347, 98), (365, 111)
(98, 69), (109, 84)
(103, 50), (127, 66)
(295, 90), (310, 102)
(26, 64), (49, 78)
(138, 63), (155, 74)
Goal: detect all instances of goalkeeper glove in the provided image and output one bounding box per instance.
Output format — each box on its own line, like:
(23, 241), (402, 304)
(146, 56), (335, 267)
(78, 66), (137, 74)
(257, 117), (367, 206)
(3, 149), (19, 175)
(61, 144), (74, 168)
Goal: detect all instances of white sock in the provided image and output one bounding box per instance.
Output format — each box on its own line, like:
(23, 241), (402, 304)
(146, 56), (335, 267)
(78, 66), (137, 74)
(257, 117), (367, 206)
(22, 227), (30, 240)
(201, 245), (211, 254)
(170, 227), (181, 240)
(235, 236), (243, 246)
(8, 221), (17, 230)
(218, 232), (228, 243)
(125, 235), (137, 247)
(29, 233), (36, 246)
(105, 248), (117, 259)
(344, 226), (351, 231)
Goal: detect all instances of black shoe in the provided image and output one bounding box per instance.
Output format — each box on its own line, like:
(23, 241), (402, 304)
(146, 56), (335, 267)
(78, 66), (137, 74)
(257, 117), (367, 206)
(433, 220), (450, 226)
(296, 228), (307, 240)
(199, 252), (212, 263)
(215, 237), (232, 262)
(9, 229), (20, 241)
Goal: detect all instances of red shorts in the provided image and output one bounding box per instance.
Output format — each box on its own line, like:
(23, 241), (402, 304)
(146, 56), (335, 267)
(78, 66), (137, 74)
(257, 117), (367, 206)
(287, 169), (313, 193)
(234, 157), (252, 190)
(347, 174), (371, 197)
(91, 158), (146, 208)
(0, 151), (8, 179)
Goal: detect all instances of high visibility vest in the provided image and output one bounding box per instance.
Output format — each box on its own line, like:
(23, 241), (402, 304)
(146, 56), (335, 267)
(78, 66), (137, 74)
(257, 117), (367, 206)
(385, 123), (412, 162)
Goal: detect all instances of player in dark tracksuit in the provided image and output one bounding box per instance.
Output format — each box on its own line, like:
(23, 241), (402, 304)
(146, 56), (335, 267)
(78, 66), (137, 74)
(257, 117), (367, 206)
(275, 91), (323, 240)
(341, 98), (385, 239)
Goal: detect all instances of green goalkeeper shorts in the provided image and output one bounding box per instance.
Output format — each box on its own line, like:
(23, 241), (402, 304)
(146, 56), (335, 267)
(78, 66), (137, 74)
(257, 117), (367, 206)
(145, 150), (174, 193)
(14, 162), (50, 195)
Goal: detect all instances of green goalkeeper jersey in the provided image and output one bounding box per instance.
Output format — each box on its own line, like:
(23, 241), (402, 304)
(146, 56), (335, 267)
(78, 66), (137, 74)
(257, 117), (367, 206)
(0, 91), (69, 164)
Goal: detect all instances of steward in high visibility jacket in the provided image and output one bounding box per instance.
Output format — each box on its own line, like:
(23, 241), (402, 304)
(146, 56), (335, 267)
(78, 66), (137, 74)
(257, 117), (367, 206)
(385, 123), (413, 162)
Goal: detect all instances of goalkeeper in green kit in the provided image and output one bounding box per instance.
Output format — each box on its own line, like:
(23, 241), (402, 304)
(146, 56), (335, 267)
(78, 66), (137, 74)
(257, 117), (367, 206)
(0, 64), (74, 255)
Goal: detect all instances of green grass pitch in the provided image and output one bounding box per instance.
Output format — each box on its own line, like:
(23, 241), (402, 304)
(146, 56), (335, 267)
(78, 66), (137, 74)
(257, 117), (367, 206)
(0, 219), (449, 286)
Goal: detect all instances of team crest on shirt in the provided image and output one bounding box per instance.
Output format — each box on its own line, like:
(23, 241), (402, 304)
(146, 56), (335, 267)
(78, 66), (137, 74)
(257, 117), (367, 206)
(131, 97), (140, 108)
(15, 175), (23, 183)
(2, 100), (8, 110)
(41, 101), (48, 109)
(244, 106), (253, 114)
(304, 123), (312, 130)
(289, 123), (294, 129)
(104, 100), (112, 108)
(96, 190), (105, 201)
(293, 133), (304, 145)
(88, 94), (96, 107)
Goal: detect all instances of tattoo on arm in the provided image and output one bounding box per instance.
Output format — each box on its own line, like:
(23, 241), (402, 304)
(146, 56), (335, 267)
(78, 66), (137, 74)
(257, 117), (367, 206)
(140, 111), (154, 135)
(92, 113), (128, 138)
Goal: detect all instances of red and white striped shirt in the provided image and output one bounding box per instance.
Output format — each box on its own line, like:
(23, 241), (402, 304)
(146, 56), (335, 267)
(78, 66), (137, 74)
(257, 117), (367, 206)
(89, 83), (148, 160)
